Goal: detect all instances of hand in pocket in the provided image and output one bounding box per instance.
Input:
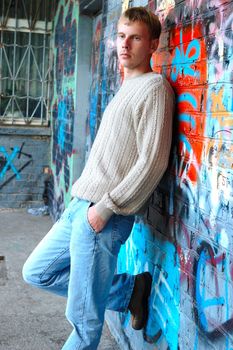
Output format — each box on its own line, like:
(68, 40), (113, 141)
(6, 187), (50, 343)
(87, 205), (106, 233)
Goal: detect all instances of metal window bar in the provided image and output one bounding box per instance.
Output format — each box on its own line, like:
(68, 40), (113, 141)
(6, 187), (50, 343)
(26, 31), (31, 121)
(12, 26), (16, 122)
(0, 0), (55, 126)
(40, 0), (46, 123)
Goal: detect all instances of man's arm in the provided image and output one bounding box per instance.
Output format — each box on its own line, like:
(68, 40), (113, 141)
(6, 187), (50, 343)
(89, 80), (174, 231)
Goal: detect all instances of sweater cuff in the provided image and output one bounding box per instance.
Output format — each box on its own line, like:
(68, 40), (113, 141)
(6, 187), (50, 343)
(94, 200), (114, 222)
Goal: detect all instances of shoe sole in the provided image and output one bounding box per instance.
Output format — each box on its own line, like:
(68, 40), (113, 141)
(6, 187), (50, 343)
(142, 272), (152, 329)
(132, 272), (152, 330)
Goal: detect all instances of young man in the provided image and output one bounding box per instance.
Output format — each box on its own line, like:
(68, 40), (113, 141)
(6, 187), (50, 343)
(23, 7), (174, 350)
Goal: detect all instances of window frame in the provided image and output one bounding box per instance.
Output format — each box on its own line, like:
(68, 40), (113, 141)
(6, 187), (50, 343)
(0, 1), (55, 126)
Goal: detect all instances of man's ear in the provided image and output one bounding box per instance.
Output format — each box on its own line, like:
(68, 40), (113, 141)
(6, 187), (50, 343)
(150, 39), (159, 53)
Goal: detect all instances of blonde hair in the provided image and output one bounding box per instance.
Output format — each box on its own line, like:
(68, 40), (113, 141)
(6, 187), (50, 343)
(120, 7), (161, 40)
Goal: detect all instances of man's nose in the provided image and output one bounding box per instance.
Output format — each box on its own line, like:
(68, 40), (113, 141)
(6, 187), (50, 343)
(122, 37), (130, 48)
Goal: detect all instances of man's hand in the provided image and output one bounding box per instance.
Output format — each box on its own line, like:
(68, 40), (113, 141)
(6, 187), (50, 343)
(87, 205), (106, 233)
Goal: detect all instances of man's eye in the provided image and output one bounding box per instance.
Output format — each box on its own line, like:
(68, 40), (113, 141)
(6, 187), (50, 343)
(134, 37), (141, 40)
(118, 34), (124, 39)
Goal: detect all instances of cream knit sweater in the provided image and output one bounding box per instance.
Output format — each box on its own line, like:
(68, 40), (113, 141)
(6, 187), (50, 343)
(71, 72), (174, 220)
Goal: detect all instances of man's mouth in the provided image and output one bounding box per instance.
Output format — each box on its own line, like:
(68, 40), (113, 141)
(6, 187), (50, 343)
(120, 53), (131, 58)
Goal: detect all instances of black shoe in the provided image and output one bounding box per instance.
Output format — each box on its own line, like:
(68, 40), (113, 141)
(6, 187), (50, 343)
(128, 272), (152, 330)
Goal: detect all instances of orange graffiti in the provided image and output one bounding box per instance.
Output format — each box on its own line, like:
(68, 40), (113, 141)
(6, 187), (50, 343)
(152, 23), (207, 183)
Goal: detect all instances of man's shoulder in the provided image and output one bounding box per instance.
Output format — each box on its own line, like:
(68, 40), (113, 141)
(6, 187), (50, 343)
(125, 73), (162, 99)
(138, 73), (168, 92)
(146, 73), (172, 88)
(146, 74), (175, 99)
(140, 72), (163, 84)
(121, 73), (174, 103)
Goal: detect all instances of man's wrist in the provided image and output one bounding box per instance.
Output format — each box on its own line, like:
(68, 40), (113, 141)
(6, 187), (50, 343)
(94, 201), (114, 222)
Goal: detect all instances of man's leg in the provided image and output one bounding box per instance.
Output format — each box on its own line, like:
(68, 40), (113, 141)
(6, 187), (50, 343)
(22, 198), (134, 306)
(62, 200), (135, 350)
(23, 198), (151, 349)
(22, 198), (78, 296)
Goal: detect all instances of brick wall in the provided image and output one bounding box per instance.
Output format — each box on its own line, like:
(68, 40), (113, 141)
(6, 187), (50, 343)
(86, 0), (233, 349)
(0, 127), (50, 209)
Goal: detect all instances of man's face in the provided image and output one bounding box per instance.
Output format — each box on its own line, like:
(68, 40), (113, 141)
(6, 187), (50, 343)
(116, 18), (158, 74)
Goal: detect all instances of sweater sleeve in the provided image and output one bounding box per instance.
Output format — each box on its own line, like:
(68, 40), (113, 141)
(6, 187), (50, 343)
(95, 80), (174, 219)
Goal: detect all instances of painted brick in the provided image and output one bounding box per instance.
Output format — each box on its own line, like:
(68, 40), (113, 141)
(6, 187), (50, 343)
(0, 130), (50, 209)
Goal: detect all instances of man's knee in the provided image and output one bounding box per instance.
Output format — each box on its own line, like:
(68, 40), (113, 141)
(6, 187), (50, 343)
(22, 258), (39, 286)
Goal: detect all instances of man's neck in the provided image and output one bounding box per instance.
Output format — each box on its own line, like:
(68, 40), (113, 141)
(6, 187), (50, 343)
(124, 67), (153, 79)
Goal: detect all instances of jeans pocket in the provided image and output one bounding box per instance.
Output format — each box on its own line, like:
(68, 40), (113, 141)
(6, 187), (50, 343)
(111, 215), (135, 254)
(118, 215), (135, 244)
(85, 202), (100, 235)
(57, 198), (78, 223)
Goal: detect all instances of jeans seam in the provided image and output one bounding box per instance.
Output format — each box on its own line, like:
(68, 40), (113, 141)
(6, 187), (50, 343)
(111, 216), (118, 253)
(77, 234), (98, 350)
(38, 247), (69, 283)
(124, 274), (136, 312)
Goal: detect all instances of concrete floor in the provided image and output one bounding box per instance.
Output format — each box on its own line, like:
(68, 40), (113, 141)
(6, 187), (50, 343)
(0, 209), (120, 350)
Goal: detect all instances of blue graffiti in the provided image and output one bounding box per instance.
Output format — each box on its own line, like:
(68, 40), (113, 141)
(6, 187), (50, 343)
(171, 30), (201, 82)
(52, 90), (74, 192)
(178, 92), (197, 153)
(147, 239), (180, 350)
(57, 99), (67, 151)
(0, 146), (21, 179)
(55, 2), (77, 95)
(196, 251), (224, 330)
(118, 222), (180, 349)
(178, 92), (198, 109)
(179, 134), (192, 152)
(89, 83), (99, 143)
(194, 241), (231, 336)
(52, 1), (77, 194)
(179, 114), (195, 127)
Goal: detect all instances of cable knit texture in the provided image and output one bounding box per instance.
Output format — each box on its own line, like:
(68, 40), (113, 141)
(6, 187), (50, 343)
(71, 72), (175, 220)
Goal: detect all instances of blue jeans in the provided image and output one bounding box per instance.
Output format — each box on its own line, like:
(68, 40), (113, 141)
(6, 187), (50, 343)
(22, 198), (135, 350)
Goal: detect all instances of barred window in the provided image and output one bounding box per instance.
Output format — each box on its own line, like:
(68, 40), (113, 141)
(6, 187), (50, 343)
(0, 0), (57, 125)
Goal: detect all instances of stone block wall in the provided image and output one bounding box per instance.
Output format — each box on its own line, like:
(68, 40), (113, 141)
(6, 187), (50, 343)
(0, 127), (50, 209)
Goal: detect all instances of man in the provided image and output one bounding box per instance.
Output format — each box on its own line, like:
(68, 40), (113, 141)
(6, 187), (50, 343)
(23, 6), (174, 350)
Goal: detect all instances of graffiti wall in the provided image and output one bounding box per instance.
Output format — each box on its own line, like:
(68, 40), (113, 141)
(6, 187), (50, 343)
(50, 0), (79, 218)
(85, 14), (103, 157)
(86, 0), (233, 349)
(85, 9), (122, 158)
(148, 1), (233, 348)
